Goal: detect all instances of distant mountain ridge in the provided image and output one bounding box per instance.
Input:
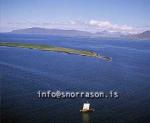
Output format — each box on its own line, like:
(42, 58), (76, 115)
(129, 30), (150, 40)
(10, 27), (93, 37)
(10, 27), (150, 40)
(10, 27), (123, 37)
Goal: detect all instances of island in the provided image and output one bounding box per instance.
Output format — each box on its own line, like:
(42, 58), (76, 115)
(0, 42), (112, 61)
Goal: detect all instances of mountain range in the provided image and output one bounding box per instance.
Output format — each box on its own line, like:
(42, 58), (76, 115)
(9, 27), (150, 40)
(128, 30), (150, 40)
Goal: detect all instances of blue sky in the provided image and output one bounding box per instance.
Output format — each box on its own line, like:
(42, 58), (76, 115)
(0, 0), (150, 33)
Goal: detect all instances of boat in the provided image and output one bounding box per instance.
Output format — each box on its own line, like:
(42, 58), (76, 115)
(80, 102), (94, 112)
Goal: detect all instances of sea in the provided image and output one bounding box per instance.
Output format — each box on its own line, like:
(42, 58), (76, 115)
(0, 33), (150, 123)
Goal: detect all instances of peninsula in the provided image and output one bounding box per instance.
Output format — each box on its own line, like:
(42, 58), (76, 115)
(0, 42), (112, 61)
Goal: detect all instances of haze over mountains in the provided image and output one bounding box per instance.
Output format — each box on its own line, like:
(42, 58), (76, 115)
(10, 27), (150, 40)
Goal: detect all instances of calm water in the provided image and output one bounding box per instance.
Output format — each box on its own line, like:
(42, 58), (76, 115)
(0, 34), (150, 123)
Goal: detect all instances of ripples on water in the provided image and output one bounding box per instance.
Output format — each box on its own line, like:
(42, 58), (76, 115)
(0, 34), (150, 123)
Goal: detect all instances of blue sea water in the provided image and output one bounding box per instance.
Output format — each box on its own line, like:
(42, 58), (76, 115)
(0, 34), (150, 123)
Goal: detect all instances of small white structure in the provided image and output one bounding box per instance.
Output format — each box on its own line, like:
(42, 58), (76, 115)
(83, 103), (90, 110)
(80, 102), (94, 112)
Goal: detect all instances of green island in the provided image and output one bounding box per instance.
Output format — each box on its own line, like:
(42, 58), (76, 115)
(0, 42), (112, 61)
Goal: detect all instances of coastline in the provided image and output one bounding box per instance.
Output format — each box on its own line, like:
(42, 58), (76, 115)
(0, 42), (112, 61)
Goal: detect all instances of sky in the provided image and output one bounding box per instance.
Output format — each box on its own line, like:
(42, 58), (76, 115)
(0, 0), (150, 33)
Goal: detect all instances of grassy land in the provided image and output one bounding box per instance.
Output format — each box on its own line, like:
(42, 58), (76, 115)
(0, 42), (112, 61)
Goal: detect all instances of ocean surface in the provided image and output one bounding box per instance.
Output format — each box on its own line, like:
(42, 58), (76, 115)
(0, 34), (150, 123)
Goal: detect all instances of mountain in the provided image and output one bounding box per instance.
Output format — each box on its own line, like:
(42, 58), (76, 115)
(10, 27), (123, 37)
(129, 30), (150, 40)
(10, 27), (150, 39)
(10, 27), (93, 37)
